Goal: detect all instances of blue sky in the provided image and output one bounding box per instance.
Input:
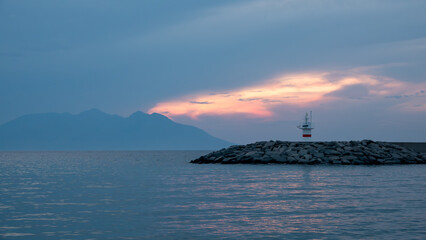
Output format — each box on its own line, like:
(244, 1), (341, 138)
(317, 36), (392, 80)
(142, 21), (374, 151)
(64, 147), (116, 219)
(1, 0), (426, 143)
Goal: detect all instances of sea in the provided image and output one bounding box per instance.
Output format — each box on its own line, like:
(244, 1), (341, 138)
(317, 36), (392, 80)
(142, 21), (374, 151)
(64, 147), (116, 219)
(0, 151), (425, 240)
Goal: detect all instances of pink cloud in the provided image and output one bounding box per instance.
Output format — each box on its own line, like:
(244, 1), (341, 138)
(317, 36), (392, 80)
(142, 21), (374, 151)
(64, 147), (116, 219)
(148, 72), (426, 119)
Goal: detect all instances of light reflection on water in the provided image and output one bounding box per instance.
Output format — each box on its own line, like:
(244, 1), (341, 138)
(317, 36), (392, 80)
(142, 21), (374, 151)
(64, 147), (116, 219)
(0, 151), (425, 239)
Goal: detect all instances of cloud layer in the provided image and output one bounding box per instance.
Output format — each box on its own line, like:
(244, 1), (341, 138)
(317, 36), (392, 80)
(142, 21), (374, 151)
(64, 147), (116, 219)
(1, 0), (425, 141)
(149, 71), (426, 119)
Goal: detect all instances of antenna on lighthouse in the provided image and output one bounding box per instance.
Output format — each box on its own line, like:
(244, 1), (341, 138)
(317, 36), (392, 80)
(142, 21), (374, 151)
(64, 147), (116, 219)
(297, 111), (314, 140)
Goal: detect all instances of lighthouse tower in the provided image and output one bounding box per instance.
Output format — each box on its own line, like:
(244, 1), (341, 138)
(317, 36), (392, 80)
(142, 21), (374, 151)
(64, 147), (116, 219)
(297, 111), (314, 139)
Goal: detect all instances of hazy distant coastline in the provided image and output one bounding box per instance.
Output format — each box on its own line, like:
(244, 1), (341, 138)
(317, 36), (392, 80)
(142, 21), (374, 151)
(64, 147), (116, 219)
(0, 109), (232, 151)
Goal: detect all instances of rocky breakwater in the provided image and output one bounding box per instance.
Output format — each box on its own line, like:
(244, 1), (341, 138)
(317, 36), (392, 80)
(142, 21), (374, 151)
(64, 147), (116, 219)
(191, 140), (426, 165)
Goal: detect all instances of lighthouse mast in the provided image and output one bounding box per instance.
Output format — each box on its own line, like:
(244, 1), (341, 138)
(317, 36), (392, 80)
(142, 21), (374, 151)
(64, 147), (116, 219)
(297, 111), (314, 139)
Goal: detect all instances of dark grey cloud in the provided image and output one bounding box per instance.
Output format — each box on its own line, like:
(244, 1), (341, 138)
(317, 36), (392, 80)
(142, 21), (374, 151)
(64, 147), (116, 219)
(385, 90), (426, 99)
(190, 101), (212, 105)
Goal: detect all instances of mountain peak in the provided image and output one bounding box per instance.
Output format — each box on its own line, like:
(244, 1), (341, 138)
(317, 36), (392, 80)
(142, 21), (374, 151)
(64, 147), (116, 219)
(0, 110), (232, 150)
(129, 111), (149, 119)
(128, 111), (170, 121)
(149, 112), (170, 120)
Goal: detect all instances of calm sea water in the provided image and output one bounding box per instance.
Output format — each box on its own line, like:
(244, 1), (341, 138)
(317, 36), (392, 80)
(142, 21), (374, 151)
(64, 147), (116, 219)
(0, 151), (425, 240)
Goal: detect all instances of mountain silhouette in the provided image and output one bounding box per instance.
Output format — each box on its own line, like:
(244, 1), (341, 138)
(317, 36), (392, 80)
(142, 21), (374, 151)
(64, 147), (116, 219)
(0, 109), (232, 150)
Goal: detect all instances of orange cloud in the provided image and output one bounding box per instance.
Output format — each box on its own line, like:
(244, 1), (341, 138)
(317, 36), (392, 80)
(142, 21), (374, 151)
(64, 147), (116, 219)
(148, 72), (425, 119)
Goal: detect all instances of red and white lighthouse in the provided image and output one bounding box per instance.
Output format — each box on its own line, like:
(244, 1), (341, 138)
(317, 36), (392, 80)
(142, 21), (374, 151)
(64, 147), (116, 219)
(297, 111), (314, 139)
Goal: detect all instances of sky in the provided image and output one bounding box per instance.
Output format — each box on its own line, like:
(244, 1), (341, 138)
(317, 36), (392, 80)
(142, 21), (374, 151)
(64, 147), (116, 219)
(1, 0), (426, 144)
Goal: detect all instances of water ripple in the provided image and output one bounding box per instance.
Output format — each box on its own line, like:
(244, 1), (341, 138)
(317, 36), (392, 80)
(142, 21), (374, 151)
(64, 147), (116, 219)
(0, 151), (425, 239)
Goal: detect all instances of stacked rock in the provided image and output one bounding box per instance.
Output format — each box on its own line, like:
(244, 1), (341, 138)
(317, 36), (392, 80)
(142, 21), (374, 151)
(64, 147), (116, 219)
(191, 140), (426, 165)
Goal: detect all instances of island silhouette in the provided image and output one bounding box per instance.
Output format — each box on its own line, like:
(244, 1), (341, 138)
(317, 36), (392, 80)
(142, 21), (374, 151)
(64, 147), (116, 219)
(0, 109), (232, 150)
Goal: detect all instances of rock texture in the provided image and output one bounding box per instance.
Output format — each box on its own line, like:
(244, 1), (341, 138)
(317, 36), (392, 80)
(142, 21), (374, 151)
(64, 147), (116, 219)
(191, 140), (426, 165)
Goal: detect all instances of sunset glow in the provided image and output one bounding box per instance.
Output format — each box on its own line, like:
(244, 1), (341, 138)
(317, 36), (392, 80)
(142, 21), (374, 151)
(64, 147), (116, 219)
(149, 72), (426, 119)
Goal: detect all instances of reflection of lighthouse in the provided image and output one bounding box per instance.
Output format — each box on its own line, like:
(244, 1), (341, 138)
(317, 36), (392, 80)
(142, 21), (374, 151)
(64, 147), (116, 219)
(297, 111), (314, 139)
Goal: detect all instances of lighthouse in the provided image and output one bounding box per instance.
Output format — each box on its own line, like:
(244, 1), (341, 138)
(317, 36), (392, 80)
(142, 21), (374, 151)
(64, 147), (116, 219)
(297, 111), (314, 139)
